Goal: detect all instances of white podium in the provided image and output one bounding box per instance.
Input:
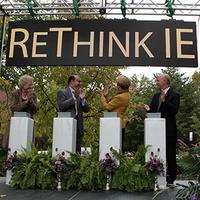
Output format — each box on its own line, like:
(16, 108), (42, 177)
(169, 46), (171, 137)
(145, 117), (167, 188)
(99, 112), (122, 160)
(6, 112), (34, 185)
(52, 113), (77, 158)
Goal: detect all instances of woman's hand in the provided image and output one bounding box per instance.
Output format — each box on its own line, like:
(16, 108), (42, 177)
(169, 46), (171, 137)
(97, 88), (109, 96)
(97, 88), (104, 95)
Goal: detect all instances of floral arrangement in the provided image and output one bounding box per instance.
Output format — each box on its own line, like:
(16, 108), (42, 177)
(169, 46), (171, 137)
(54, 151), (67, 174)
(5, 149), (20, 171)
(100, 153), (118, 175)
(100, 152), (118, 190)
(147, 148), (164, 176)
(53, 150), (68, 190)
(53, 150), (69, 177)
(8, 145), (156, 192)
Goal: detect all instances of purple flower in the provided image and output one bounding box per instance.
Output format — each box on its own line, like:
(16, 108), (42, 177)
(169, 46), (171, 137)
(177, 139), (188, 148)
(147, 151), (164, 176)
(5, 151), (19, 171)
(53, 153), (67, 174)
(55, 160), (61, 165)
(100, 153), (117, 174)
(188, 196), (199, 200)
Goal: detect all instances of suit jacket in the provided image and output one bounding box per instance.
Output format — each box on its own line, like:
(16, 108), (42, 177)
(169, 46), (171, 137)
(149, 88), (180, 137)
(101, 91), (129, 128)
(57, 87), (89, 135)
(10, 89), (38, 118)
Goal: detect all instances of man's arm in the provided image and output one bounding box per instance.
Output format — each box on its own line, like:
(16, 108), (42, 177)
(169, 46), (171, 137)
(27, 92), (38, 114)
(57, 90), (75, 112)
(144, 94), (158, 113)
(10, 90), (28, 112)
(81, 99), (89, 113)
(78, 90), (89, 113)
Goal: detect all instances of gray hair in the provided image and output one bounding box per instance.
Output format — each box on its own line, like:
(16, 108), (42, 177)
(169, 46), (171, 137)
(157, 73), (171, 85)
(18, 75), (33, 89)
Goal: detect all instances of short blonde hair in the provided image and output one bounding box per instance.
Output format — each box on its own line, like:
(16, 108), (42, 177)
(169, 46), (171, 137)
(116, 75), (131, 89)
(18, 75), (33, 89)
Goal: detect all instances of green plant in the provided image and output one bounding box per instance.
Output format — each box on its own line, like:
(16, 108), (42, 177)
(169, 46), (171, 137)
(11, 148), (56, 189)
(0, 148), (7, 176)
(176, 146), (200, 199)
(9, 145), (156, 192)
(112, 146), (154, 192)
(64, 152), (105, 190)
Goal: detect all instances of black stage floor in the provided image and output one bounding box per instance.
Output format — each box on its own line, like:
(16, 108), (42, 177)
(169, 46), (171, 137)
(0, 183), (177, 200)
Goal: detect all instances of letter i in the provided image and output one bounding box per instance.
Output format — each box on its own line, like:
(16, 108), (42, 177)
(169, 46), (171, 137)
(165, 28), (171, 58)
(99, 32), (104, 57)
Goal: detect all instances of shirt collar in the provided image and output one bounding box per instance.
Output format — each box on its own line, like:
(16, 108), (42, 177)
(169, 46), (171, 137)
(69, 86), (75, 93)
(162, 87), (170, 94)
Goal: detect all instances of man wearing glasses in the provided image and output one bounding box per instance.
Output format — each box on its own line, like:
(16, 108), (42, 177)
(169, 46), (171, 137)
(57, 75), (89, 153)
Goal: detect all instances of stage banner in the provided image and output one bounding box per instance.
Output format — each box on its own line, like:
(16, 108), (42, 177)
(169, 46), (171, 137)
(6, 19), (198, 67)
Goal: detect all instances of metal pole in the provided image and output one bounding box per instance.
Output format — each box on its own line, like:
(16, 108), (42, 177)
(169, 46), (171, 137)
(0, 14), (7, 75)
(198, 16), (200, 69)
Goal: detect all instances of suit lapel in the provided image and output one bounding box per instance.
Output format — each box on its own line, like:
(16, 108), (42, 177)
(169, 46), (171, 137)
(159, 88), (173, 110)
(165, 88), (173, 101)
(65, 87), (72, 98)
(66, 87), (81, 112)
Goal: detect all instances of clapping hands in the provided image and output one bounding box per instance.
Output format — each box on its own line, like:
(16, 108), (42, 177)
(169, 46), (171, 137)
(74, 88), (86, 100)
(97, 87), (109, 97)
(79, 91), (86, 100)
(21, 90), (33, 104)
(27, 91), (33, 102)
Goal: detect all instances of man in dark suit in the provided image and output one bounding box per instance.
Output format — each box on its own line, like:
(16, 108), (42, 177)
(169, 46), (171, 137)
(144, 73), (180, 186)
(57, 75), (89, 153)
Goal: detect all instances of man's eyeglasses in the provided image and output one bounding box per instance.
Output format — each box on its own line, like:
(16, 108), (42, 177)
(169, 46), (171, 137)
(24, 87), (33, 90)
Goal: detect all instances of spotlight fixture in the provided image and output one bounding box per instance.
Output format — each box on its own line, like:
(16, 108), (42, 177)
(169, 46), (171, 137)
(99, 8), (106, 15)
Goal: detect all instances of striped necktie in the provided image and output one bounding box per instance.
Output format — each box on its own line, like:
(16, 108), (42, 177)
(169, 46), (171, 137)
(157, 91), (165, 111)
(72, 91), (78, 115)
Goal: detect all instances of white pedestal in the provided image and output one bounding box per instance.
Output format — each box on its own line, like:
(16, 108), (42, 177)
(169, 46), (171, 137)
(99, 117), (121, 160)
(8, 117), (34, 153)
(144, 118), (167, 188)
(52, 117), (77, 158)
(6, 170), (12, 185)
(6, 116), (34, 185)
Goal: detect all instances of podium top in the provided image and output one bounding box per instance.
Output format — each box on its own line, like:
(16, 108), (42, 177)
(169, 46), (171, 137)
(57, 112), (72, 118)
(103, 112), (117, 118)
(146, 113), (161, 118)
(13, 112), (31, 118)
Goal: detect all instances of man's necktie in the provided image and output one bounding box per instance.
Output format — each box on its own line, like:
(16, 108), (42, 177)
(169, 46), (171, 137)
(75, 99), (78, 115)
(157, 91), (165, 111)
(72, 91), (78, 115)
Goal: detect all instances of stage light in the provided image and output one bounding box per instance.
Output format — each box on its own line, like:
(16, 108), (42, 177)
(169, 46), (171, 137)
(99, 8), (106, 15)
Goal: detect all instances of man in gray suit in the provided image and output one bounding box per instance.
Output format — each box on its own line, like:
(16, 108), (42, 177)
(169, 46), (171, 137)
(57, 75), (89, 153)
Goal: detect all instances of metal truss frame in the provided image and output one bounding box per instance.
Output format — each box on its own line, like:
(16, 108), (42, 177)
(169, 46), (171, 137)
(0, 0), (200, 17)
